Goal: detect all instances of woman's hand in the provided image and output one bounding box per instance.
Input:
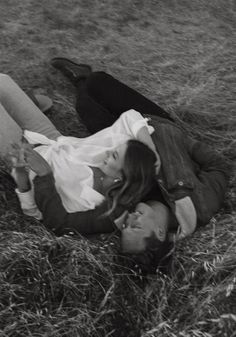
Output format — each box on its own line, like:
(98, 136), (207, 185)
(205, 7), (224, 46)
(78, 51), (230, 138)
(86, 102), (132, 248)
(23, 144), (52, 177)
(9, 143), (27, 168)
(8, 143), (30, 192)
(114, 210), (129, 230)
(11, 166), (31, 192)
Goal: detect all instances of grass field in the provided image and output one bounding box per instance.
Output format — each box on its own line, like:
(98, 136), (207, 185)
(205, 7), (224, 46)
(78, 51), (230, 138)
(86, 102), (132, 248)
(0, 0), (236, 336)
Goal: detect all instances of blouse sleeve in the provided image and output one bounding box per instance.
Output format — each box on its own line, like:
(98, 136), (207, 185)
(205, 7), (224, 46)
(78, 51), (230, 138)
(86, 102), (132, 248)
(111, 109), (154, 138)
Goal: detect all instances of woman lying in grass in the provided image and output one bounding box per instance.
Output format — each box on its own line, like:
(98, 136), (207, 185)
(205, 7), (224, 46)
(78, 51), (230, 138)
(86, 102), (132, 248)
(0, 73), (157, 223)
(0, 65), (229, 273)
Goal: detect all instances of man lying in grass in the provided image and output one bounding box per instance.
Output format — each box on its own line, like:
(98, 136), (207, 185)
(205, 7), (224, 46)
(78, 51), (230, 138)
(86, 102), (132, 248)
(2, 58), (229, 273)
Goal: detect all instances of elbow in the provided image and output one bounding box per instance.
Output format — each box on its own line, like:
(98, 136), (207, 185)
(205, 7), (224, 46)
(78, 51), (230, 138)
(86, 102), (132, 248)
(42, 214), (67, 236)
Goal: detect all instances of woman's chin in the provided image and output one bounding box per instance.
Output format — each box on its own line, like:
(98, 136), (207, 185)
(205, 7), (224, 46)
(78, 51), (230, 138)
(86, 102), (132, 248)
(99, 164), (106, 174)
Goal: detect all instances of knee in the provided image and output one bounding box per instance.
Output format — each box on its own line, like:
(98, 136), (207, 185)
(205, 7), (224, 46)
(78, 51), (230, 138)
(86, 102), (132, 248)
(0, 74), (13, 92)
(86, 71), (111, 92)
(0, 73), (12, 83)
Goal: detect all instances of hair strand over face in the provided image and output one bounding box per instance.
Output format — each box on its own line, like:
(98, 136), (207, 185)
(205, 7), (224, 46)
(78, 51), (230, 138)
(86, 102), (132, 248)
(106, 139), (157, 216)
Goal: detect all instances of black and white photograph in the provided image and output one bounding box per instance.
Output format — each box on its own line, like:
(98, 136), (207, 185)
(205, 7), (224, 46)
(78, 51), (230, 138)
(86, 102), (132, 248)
(0, 1), (235, 336)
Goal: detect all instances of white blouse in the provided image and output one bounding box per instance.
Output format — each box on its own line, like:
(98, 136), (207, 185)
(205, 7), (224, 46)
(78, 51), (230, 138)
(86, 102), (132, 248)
(22, 109), (154, 213)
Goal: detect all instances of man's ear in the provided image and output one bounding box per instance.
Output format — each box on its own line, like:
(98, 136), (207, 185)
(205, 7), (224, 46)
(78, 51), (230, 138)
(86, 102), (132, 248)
(156, 225), (166, 242)
(145, 231), (164, 250)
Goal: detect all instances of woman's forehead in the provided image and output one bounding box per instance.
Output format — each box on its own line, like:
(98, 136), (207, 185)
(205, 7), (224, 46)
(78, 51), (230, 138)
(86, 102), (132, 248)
(116, 142), (127, 153)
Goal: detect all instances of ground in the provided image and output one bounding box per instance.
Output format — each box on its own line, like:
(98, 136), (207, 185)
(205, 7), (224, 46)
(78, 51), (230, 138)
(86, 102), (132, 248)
(0, 1), (235, 336)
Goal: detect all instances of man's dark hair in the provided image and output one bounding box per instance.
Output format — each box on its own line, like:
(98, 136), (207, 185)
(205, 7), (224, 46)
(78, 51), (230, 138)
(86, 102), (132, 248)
(133, 232), (174, 275)
(119, 231), (174, 276)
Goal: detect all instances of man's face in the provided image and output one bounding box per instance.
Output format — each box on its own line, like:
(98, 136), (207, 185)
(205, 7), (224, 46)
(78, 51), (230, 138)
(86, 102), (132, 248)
(121, 202), (168, 253)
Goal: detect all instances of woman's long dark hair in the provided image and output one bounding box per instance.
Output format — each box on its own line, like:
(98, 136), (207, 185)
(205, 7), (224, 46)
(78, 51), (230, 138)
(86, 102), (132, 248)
(106, 139), (157, 215)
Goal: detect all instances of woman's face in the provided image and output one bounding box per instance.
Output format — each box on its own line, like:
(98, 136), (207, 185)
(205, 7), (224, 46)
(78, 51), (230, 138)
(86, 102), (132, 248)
(101, 143), (127, 179)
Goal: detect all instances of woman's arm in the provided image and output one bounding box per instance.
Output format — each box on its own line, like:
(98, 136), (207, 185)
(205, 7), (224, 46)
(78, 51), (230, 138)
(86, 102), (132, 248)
(8, 143), (42, 219)
(111, 109), (154, 139)
(34, 173), (116, 235)
(20, 144), (116, 234)
(12, 165), (42, 219)
(114, 110), (160, 171)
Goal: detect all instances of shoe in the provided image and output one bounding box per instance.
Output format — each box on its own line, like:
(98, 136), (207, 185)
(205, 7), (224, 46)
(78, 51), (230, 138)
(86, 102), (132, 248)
(50, 57), (92, 85)
(27, 91), (53, 114)
(34, 94), (53, 113)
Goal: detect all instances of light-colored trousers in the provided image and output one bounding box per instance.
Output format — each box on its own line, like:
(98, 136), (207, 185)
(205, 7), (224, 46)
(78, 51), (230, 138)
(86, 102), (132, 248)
(0, 73), (61, 156)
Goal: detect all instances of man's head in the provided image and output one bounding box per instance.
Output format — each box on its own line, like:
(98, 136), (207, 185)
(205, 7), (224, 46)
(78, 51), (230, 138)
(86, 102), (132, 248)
(120, 201), (169, 254)
(119, 201), (173, 274)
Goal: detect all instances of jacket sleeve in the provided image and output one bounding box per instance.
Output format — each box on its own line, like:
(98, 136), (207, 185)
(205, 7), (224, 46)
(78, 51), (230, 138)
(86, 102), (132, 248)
(174, 138), (229, 238)
(33, 173), (116, 236)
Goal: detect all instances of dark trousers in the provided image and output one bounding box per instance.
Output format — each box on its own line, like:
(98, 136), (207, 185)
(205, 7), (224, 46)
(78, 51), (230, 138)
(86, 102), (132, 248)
(75, 71), (173, 134)
(75, 71), (171, 205)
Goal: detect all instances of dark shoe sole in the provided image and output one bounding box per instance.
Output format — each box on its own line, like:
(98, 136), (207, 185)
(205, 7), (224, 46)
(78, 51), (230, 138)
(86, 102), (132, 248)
(50, 57), (92, 72)
(34, 94), (53, 113)
(50, 57), (92, 85)
(27, 91), (53, 114)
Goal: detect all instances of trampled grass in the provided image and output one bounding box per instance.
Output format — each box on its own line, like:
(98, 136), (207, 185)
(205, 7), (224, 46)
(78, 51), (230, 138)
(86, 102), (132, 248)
(0, 0), (235, 336)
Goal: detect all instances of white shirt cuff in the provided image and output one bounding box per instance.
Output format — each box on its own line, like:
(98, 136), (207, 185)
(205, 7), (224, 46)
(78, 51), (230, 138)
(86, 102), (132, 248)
(15, 188), (42, 220)
(175, 196), (197, 239)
